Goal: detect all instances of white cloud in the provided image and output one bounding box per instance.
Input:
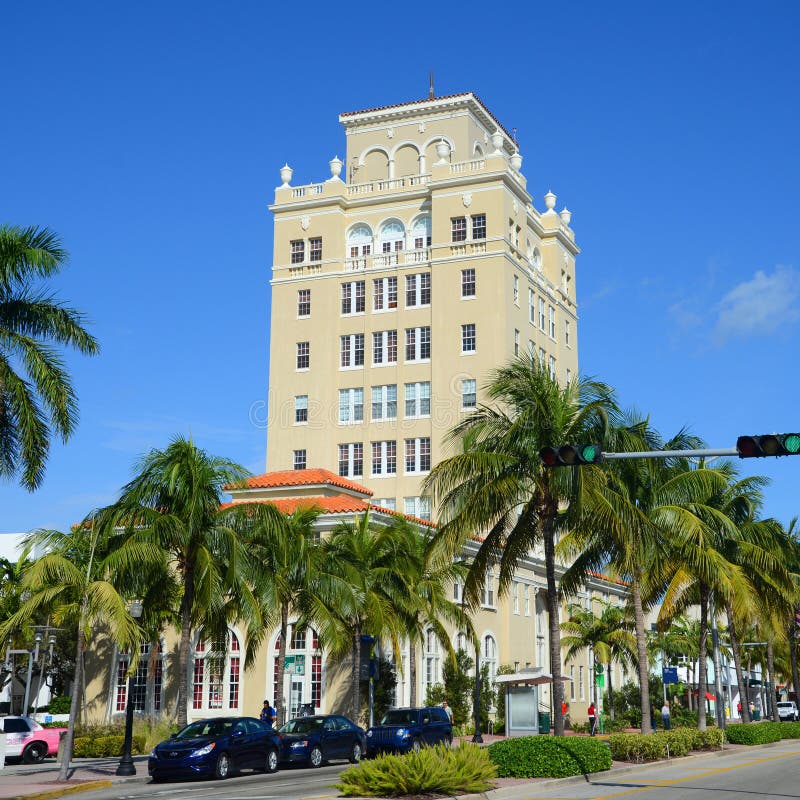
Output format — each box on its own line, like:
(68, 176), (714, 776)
(711, 265), (800, 345)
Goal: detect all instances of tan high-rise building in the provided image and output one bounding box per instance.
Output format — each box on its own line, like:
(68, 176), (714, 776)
(266, 93), (579, 517)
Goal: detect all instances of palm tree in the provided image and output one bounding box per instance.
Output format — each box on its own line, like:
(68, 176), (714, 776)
(101, 436), (253, 728)
(224, 502), (322, 726)
(0, 523), (141, 780)
(0, 224), (99, 489)
(309, 511), (416, 723)
(424, 353), (617, 736)
(560, 599), (637, 719)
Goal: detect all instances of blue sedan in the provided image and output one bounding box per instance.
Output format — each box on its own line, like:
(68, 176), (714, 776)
(278, 715), (365, 767)
(148, 717), (281, 781)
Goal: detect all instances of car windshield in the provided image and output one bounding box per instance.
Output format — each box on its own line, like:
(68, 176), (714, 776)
(280, 718), (324, 734)
(777, 702), (794, 708)
(175, 719), (233, 739)
(380, 710), (416, 726)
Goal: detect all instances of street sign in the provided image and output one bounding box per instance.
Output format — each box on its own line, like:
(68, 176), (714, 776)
(596, 674), (605, 687)
(662, 667), (678, 685)
(284, 654), (306, 675)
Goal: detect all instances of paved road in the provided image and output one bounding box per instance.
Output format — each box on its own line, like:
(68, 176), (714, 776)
(60, 763), (348, 800)
(518, 739), (800, 800)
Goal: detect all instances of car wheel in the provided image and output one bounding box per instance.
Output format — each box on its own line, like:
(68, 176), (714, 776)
(411, 738), (422, 754)
(22, 742), (47, 764)
(308, 746), (323, 768)
(265, 748), (279, 773)
(349, 742), (362, 763)
(215, 752), (233, 779)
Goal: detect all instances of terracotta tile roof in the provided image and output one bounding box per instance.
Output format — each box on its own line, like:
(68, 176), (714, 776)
(586, 569), (629, 587)
(340, 92), (513, 140)
(231, 469), (372, 497)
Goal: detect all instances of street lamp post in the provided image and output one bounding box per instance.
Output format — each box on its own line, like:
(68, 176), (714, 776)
(471, 636), (483, 744)
(22, 632), (43, 715)
(116, 601), (143, 777)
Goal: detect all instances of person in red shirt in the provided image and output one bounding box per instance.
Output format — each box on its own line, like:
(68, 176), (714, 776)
(588, 702), (597, 736)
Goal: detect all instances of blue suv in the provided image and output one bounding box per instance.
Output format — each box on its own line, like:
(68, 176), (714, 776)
(365, 707), (452, 756)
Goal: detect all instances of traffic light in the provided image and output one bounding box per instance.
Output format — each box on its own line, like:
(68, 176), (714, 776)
(539, 444), (604, 467)
(736, 434), (800, 458)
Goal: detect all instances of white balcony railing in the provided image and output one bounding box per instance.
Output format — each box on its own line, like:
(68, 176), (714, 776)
(343, 248), (431, 272)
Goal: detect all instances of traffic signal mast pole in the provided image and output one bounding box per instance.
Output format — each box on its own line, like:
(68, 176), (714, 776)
(601, 447), (739, 461)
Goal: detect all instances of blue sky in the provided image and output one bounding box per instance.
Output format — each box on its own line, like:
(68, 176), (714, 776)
(2, 1), (799, 534)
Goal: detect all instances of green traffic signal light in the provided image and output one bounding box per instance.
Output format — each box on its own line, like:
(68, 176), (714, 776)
(737, 433), (800, 458)
(539, 443), (604, 467)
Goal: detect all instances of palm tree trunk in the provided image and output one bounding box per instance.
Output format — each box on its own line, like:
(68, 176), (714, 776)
(790, 613), (800, 705)
(352, 627), (362, 724)
(697, 586), (709, 731)
(767, 640), (777, 721)
(726, 601), (750, 723)
(409, 638), (417, 707)
(59, 613), (86, 780)
(276, 604), (289, 727)
(607, 663), (615, 720)
(631, 576), (652, 733)
(542, 521), (564, 736)
(176, 561), (195, 729)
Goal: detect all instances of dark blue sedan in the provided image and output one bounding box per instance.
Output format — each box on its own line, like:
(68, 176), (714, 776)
(278, 715), (365, 767)
(148, 717), (281, 781)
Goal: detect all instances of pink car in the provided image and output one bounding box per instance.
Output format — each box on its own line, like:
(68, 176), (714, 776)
(1, 716), (67, 763)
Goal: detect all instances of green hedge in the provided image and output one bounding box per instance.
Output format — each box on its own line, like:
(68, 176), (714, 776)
(608, 728), (724, 762)
(725, 722), (783, 745)
(72, 734), (146, 758)
(336, 742), (495, 797)
(487, 736), (611, 778)
(777, 721), (800, 739)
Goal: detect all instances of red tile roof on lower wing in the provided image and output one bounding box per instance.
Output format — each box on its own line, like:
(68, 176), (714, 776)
(232, 469), (372, 496)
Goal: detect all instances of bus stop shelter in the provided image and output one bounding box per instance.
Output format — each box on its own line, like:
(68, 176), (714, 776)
(494, 668), (570, 737)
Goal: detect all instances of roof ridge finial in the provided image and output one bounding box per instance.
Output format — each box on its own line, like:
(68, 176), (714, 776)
(429, 70), (434, 100)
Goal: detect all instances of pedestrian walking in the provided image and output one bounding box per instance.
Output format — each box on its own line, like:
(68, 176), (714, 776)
(442, 700), (454, 723)
(588, 702), (597, 736)
(661, 700), (671, 730)
(261, 699), (277, 729)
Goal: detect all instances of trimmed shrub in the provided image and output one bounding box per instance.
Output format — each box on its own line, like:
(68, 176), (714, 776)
(336, 742), (496, 797)
(694, 728), (725, 749)
(777, 721), (800, 739)
(487, 736), (611, 778)
(48, 696), (72, 714)
(724, 722), (782, 745)
(72, 733), (146, 757)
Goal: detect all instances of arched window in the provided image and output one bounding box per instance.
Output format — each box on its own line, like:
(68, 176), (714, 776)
(348, 224), (373, 259)
(114, 641), (164, 713)
(272, 624), (322, 718)
(455, 630), (468, 654)
(482, 634), (497, 683)
(380, 221), (405, 254)
(531, 247), (542, 271)
(411, 217), (431, 250)
(191, 631), (241, 713)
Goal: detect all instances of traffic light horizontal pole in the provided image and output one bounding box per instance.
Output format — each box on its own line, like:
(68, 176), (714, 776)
(601, 447), (739, 461)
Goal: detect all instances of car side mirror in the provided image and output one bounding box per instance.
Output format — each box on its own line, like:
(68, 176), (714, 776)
(169, 733), (177, 739)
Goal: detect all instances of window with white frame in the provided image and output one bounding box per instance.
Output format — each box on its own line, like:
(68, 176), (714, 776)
(423, 628), (440, 691)
(579, 665), (585, 700)
(341, 281), (366, 315)
(455, 630), (467, 652)
(340, 334), (364, 368)
(569, 665), (575, 700)
(372, 330), (397, 366)
(565, 319), (571, 347)
(405, 381), (431, 417)
(295, 395), (308, 424)
(514, 329), (520, 356)
(373, 497), (396, 511)
(461, 323), (476, 353)
(412, 216), (432, 249)
(115, 641), (163, 713)
(297, 288), (310, 317)
(191, 633), (241, 711)
(461, 378), (476, 409)
(453, 579), (463, 604)
(373, 277), (398, 311)
(549, 355), (556, 379)
(471, 213), (486, 240)
(291, 240), (304, 264)
(271, 627), (322, 715)
(293, 449), (306, 470)
(406, 273), (431, 307)
(482, 634), (497, 682)
(461, 268), (476, 298)
(380, 221), (405, 254)
(451, 217), (467, 242)
(371, 384), (397, 420)
(371, 440), (397, 476)
(405, 327), (431, 361)
(538, 297), (546, 331)
(481, 568), (495, 608)
(338, 443), (363, 477)
(339, 387), (364, 423)
(348, 224), (373, 259)
(528, 288), (534, 324)
(404, 437), (431, 474)
(309, 237), (322, 262)
(404, 495), (431, 520)
(538, 347), (546, 365)
(532, 247), (542, 271)
(566, 368), (572, 384)
(296, 341), (309, 370)
(524, 585), (531, 615)
(513, 581), (520, 614)
(513, 275), (519, 304)
(548, 305), (556, 339)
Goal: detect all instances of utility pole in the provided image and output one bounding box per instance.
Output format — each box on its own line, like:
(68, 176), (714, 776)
(710, 594), (725, 729)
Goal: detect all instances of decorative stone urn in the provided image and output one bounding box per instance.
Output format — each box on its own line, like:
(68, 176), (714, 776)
(435, 139), (451, 165)
(329, 156), (343, 181)
(544, 190), (557, 212)
(560, 207), (572, 225)
(280, 164), (293, 187)
(491, 130), (504, 153)
(510, 151), (523, 171)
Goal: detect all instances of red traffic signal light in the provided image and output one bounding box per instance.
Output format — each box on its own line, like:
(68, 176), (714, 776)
(539, 444), (603, 467)
(736, 434), (800, 458)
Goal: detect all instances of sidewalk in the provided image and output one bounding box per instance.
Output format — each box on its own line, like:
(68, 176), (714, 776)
(0, 756), (150, 800)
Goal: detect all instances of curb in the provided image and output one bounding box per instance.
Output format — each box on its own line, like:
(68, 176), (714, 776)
(6, 779), (114, 800)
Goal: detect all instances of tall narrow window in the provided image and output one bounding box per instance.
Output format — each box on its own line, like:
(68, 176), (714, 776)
(296, 342), (310, 370)
(461, 268), (476, 298)
(538, 297), (546, 331)
(295, 395), (308, 424)
(297, 289), (311, 317)
(372, 330), (398, 365)
(293, 449), (306, 470)
(309, 237), (322, 262)
(405, 327), (431, 361)
(513, 275), (519, 304)
(291, 240), (304, 264)
(565, 320), (571, 347)
(406, 273), (431, 307)
(549, 355), (556, 379)
(528, 289), (534, 324)
(341, 281), (366, 315)
(338, 443), (363, 477)
(451, 217), (467, 242)
(471, 214), (487, 240)
(461, 323), (476, 353)
(461, 378), (476, 409)
(340, 334), (365, 368)
(371, 440), (397, 475)
(548, 305), (556, 339)
(481, 568), (495, 607)
(373, 277), (398, 311)
(228, 635), (240, 709)
(514, 329), (520, 356)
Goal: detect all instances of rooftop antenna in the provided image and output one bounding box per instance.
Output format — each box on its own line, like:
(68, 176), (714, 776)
(429, 70), (434, 100)
(512, 127), (518, 146)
